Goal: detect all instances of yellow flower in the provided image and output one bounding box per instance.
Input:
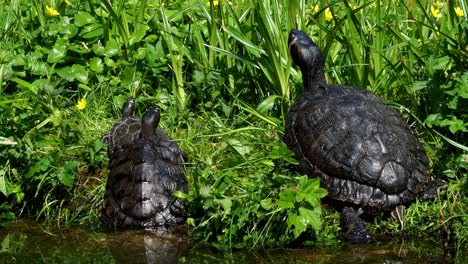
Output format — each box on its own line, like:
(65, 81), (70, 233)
(324, 7), (334, 21)
(76, 98), (87, 111)
(45, 5), (60, 16)
(455, 7), (464, 17)
(431, 5), (442, 19)
(312, 5), (320, 14)
(434, 1), (444, 8)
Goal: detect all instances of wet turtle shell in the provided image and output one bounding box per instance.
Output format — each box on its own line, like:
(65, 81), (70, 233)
(101, 97), (188, 228)
(285, 29), (434, 242)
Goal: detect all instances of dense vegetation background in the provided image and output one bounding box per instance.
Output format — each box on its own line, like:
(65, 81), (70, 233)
(0, 0), (466, 252)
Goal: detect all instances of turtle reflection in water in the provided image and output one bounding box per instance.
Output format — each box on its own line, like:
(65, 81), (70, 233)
(285, 29), (442, 243)
(101, 97), (188, 228)
(106, 227), (189, 264)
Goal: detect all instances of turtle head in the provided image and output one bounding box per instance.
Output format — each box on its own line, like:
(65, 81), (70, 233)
(141, 105), (161, 139)
(289, 29), (326, 89)
(122, 97), (136, 118)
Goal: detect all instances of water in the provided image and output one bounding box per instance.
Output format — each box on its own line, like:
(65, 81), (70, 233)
(0, 219), (465, 263)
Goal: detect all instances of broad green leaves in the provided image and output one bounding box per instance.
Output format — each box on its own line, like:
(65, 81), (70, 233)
(278, 176), (327, 239)
(25, 157), (79, 188)
(188, 122), (328, 248)
(57, 161), (80, 187)
(423, 71), (468, 149)
(56, 64), (89, 83)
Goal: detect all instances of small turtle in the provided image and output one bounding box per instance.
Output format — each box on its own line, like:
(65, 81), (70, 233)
(285, 29), (439, 242)
(101, 97), (188, 228)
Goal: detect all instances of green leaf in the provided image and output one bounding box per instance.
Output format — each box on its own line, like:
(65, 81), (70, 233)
(268, 142), (298, 164)
(93, 139), (105, 152)
(104, 57), (116, 68)
(31, 61), (48, 76)
(63, 161), (80, 171)
(287, 213), (307, 238)
(121, 67), (136, 87)
(47, 39), (67, 63)
(298, 206), (322, 231)
(151, 41), (166, 59)
(0, 211), (16, 221)
(81, 23), (103, 39)
(11, 78), (38, 94)
(424, 114), (442, 128)
(278, 189), (295, 209)
(431, 56), (450, 71)
(192, 70), (205, 83)
(56, 66), (74, 82)
(132, 47), (146, 60)
(129, 25), (147, 46)
(260, 159), (275, 167)
(451, 76), (468, 99)
(104, 39), (120, 57)
(260, 198), (273, 210)
(26, 157), (51, 178)
(89, 57), (104, 73)
(71, 64), (88, 83)
(216, 198), (232, 214)
(59, 23), (78, 38)
(92, 42), (106, 56)
(57, 161), (79, 187)
(74, 12), (96, 27)
(32, 79), (53, 93)
(57, 170), (74, 187)
(226, 138), (251, 158)
(56, 64), (89, 83)
(256, 95), (280, 114)
(440, 117), (467, 133)
(412, 80), (427, 92)
(298, 177), (327, 207)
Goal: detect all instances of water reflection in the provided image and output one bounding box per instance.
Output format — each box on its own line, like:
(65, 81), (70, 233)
(0, 219), (465, 263)
(106, 226), (190, 263)
(261, 239), (457, 264)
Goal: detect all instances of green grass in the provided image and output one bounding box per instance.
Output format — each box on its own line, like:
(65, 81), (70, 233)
(0, 0), (467, 251)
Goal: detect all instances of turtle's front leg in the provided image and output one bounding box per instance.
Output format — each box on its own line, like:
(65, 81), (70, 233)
(338, 206), (371, 243)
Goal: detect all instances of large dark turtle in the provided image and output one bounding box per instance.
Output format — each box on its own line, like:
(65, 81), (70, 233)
(285, 29), (437, 242)
(101, 97), (188, 228)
